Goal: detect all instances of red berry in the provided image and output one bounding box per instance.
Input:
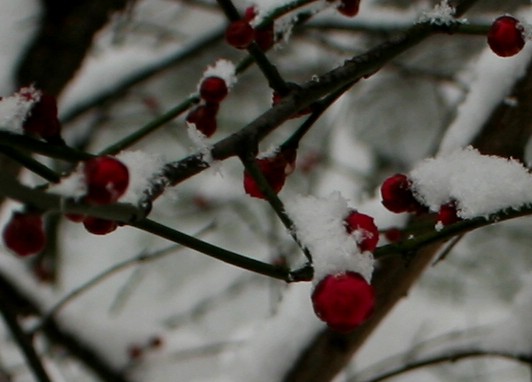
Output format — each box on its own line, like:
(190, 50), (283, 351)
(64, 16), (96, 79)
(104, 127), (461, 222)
(65, 213), (85, 223)
(148, 336), (164, 349)
(312, 272), (374, 332)
(243, 150), (296, 199)
(344, 211), (379, 252)
(84, 156), (129, 205)
(383, 227), (402, 243)
(22, 93), (62, 143)
(127, 344), (143, 361)
(243, 6), (274, 50)
(2, 212), (46, 257)
(226, 20), (255, 49)
(438, 201), (461, 226)
(186, 103), (219, 137)
(199, 77), (228, 103)
(338, 0), (360, 17)
(380, 174), (423, 214)
(487, 16), (525, 57)
(82, 217), (118, 235)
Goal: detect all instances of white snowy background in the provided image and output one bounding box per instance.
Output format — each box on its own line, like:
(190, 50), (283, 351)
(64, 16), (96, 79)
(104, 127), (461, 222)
(0, 0), (531, 381)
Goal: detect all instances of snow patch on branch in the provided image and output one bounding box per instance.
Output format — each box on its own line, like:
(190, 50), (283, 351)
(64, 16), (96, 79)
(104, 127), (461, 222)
(417, 0), (461, 26)
(0, 85), (41, 133)
(410, 146), (532, 219)
(286, 192), (374, 284)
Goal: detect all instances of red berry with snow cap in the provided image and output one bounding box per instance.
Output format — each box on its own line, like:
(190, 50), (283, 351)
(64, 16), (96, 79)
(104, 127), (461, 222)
(2, 212), (46, 257)
(312, 272), (374, 332)
(186, 103), (219, 137)
(82, 217), (118, 235)
(380, 174), (423, 214)
(199, 76), (228, 103)
(84, 156), (129, 205)
(244, 6), (274, 51)
(226, 20), (255, 49)
(487, 16), (525, 57)
(344, 211), (379, 252)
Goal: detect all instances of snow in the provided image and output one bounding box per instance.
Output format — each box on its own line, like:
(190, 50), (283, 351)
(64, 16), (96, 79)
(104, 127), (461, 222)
(47, 167), (87, 199)
(116, 150), (167, 204)
(201, 59), (237, 90)
(186, 124), (214, 165)
(0, 85), (40, 133)
(439, 9), (532, 154)
(417, 0), (462, 26)
(409, 146), (532, 219)
(286, 192), (375, 284)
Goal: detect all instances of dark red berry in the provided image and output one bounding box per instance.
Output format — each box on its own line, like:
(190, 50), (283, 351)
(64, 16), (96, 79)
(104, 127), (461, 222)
(199, 77), (228, 103)
(243, 6), (274, 51)
(84, 156), (129, 205)
(243, 150), (296, 199)
(487, 15), (525, 57)
(65, 213), (85, 223)
(186, 103), (219, 137)
(2, 212), (46, 257)
(225, 20), (255, 49)
(148, 336), (163, 349)
(438, 201), (461, 226)
(82, 217), (118, 235)
(338, 0), (360, 17)
(380, 174), (423, 214)
(22, 93), (62, 143)
(312, 272), (374, 332)
(383, 227), (402, 243)
(344, 211), (379, 252)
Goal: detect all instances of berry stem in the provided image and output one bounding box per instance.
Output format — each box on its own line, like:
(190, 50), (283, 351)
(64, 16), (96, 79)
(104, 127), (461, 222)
(216, 0), (290, 94)
(239, 152), (312, 262)
(98, 97), (198, 156)
(0, 145), (61, 183)
(0, 172), (142, 222)
(0, 131), (92, 162)
(130, 218), (298, 281)
(0, 294), (53, 382)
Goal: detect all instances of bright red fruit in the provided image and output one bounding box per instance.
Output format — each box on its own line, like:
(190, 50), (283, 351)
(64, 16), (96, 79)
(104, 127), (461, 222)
(384, 227), (402, 243)
(344, 211), (379, 252)
(380, 174), (423, 214)
(2, 212), (46, 256)
(82, 217), (118, 235)
(199, 77), (228, 103)
(243, 150), (296, 199)
(84, 156), (129, 205)
(226, 20), (255, 49)
(186, 103), (219, 137)
(338, 0), (360, 17)
(22, 93), (62, 143)
(487, 16), (525, 57)
(438, 201), (461, 226)
(312, 272), (374, 332)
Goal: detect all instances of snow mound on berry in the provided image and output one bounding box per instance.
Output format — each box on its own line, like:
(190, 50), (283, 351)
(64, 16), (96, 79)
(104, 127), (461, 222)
(0, 86), (41, 133)
(116, 150), (166, 204)
(201, 59), (236, 89)
(286, 192), (374, 284)
(48, 168), (87, 199)
(409, 146), (532, 219)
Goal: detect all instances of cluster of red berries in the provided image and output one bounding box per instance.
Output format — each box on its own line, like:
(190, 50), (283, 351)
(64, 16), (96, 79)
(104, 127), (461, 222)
(487, 15), (527, 57)
(186, 75), (230, 137)
(225, 6), (274, 51)
(2, 156), (129, 257)
(380, 173), (461, 227)
(311, 210), (378, 332)
(70, 156), (130, 235)
(243, 147), (296, 199)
